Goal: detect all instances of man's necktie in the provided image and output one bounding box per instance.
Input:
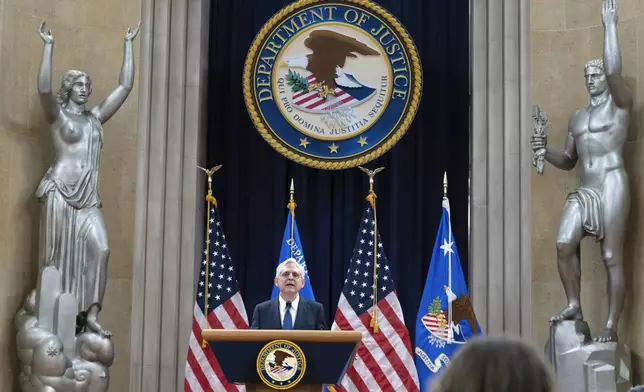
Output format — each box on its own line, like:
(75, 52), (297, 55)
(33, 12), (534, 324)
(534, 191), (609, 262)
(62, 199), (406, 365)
(283, 302), (293, 329)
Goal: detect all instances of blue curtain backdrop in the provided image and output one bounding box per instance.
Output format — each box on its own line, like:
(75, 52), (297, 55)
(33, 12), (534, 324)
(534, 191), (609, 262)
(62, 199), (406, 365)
(206, 0), (470, 340)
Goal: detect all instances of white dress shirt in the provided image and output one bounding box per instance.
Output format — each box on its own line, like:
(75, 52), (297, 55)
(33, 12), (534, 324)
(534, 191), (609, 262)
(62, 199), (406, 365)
(278, 294), (299, 327)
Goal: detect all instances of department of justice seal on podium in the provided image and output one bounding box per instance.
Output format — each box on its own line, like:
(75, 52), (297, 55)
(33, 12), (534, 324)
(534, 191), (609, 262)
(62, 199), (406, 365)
(257, 340), (307, 389)
(243, 0), (422, 169)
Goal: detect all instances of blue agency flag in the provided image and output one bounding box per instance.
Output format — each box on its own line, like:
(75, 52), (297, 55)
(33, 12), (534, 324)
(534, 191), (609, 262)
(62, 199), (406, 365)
(414, 198), (482, 389)
(271, 210), (315, 300)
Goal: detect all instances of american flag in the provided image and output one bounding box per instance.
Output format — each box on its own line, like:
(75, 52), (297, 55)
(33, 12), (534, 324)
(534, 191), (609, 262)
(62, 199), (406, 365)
(327, 200), (420, 392)
(184, 199), (249, 392)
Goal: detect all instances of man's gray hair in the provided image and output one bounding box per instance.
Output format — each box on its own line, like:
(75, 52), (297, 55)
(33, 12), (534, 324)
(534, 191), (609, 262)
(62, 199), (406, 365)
(275, 258), (305, 279)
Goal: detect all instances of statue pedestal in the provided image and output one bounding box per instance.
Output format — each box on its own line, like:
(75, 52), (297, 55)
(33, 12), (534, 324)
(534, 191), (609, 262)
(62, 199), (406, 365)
(545, 321), (631, 392)
(15, 266), (114, 392)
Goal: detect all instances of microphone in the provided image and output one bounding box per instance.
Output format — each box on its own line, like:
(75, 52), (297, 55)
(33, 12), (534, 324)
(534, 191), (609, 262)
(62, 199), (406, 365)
(285, 301), (292, 309)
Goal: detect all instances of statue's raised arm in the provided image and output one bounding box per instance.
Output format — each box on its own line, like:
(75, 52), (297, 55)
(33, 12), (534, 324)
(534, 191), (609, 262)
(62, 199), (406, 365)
(37, 21), (61, 123)
(602, 0), (632, 108)
(90, 21), (140, 124)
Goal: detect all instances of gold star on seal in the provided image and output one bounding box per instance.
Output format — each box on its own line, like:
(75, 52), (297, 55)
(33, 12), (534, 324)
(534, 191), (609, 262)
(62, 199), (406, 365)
(329, 143), (339, 153)
(357, 136), (368, 147)
(299, 138), (310, 148)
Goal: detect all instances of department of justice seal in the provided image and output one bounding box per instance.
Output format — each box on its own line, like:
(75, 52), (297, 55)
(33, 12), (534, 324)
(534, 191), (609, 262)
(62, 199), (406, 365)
(256, 340), (307, 389)
(243, 0), (422, 169)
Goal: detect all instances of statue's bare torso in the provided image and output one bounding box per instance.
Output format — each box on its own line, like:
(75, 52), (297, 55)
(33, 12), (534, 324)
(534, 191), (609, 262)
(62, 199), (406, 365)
(49, 111), (102, 186)
(569, 98), (629, 190)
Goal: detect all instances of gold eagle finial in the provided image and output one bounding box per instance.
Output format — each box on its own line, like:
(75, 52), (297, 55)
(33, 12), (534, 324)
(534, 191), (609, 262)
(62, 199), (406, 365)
(358, 166), (385, 193)
(197, 165), (222, 178)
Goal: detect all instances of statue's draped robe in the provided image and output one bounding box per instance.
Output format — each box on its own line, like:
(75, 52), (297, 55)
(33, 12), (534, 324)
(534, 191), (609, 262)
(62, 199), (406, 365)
(567, 186), (604, 241)
(36, 112), (104, 313)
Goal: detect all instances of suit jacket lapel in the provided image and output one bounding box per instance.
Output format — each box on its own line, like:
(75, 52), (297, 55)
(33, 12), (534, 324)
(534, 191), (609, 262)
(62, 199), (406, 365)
(293, 299), (306, 330)
(271, 299), (282, 329)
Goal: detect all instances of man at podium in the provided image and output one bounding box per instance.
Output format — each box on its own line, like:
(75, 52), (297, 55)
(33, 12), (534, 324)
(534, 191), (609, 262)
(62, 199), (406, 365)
(251, 259), (327, 330)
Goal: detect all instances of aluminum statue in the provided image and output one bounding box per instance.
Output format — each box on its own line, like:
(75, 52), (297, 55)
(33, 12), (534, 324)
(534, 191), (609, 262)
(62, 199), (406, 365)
(531, 0), (631, 344)
(14, 20), (140, 392)
(533, 0), (634, 390)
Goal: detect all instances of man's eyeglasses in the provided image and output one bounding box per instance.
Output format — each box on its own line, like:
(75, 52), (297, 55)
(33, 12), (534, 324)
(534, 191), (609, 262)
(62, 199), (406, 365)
(280, 271), (301, 279)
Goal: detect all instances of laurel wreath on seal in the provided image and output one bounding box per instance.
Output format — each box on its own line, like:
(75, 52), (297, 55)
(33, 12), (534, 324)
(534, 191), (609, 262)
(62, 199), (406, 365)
(242, 0), (423, 170)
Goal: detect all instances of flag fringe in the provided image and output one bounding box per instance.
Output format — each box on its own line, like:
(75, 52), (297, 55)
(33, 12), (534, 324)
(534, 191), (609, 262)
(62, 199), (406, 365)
(206, 194), (217, 207)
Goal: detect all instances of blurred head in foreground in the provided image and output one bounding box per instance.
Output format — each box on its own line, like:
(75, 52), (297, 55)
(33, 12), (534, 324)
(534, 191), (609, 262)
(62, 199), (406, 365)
(429, 335), (555, 392)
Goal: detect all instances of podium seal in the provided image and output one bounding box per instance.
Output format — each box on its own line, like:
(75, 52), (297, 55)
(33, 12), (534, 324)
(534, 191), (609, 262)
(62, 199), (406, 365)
(243, 0), (422, 169)
(257, 339), (307, 389)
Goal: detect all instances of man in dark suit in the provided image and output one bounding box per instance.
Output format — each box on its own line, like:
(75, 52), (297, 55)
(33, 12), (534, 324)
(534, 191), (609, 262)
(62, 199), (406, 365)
(251, 258), (327, 330)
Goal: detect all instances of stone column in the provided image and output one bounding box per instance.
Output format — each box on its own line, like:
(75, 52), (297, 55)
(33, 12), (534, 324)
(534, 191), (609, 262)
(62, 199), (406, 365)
(129, 0), (210, 391)
(470, 0), (532, 338)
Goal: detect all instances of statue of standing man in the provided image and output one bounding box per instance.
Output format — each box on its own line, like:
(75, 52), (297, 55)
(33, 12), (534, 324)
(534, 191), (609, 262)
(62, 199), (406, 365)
(531, 0), (632, 342)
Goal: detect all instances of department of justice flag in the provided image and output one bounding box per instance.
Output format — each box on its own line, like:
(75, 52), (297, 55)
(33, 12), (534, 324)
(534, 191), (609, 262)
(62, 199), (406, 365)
(271, 209), (315, 300)
(414, 197), (481, 390)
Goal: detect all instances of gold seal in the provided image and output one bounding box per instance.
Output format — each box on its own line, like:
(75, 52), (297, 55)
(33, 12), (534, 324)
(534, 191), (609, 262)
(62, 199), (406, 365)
(256, 340), (307, 389)
(243, 0), (422, 170)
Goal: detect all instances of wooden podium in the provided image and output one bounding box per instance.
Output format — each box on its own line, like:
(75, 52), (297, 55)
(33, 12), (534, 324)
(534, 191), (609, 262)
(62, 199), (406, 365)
(203, 329), (362, 391)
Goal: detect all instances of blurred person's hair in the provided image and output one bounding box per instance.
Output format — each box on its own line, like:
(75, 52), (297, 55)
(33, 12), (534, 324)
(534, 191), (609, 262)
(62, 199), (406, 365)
(430, 335), (555, 392)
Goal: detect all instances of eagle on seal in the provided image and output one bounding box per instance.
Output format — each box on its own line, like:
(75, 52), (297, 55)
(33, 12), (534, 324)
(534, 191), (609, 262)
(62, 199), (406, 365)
(270, 350), (294, 368)
(281, 29), (380, 98)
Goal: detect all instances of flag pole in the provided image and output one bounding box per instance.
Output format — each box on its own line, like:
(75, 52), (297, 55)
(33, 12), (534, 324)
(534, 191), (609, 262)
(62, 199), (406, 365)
(197, 164), (222, 348)
(444, 171), (453, 342)
(359, 166), (385, 333)
(287, 178), (296, 258)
